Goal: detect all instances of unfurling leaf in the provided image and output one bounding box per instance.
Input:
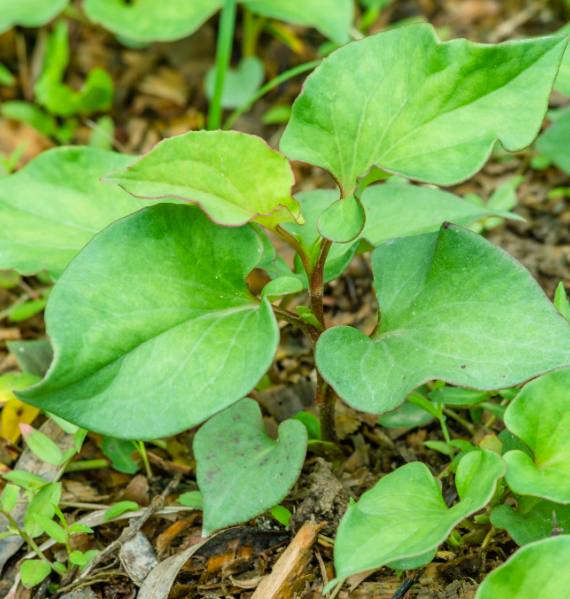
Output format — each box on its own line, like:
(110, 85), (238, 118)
(194, 398), (307, 535)
(20, 205), (279, 439)
(316, 225), (570, 416)
(281, 24), (566, 194)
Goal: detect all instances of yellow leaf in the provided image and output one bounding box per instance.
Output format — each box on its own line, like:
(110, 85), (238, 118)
(0, 373), (40, 443)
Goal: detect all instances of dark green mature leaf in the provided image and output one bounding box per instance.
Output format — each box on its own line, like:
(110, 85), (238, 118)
(84, 0), (222, 43)
(491, 497), (570, 545)
(475, 536), (570, 599)
(0, 0), (68, 33)
(243, 0), (353, 44)
(194, 398), (307, 535)
(330, 451), (504, 586)
(316, 225), (570, 416)
(20, 205), (279, 439)
(107, 131), (299, 228)
(536, 107), (570, 175)
(503, 369), (570, 503)
(0, 147), (141, 277)
(281, 24), (566, 194)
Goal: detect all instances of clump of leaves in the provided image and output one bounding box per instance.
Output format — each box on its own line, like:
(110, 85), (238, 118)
(1, 419), (96, 589)
(1, 23), (570, 592)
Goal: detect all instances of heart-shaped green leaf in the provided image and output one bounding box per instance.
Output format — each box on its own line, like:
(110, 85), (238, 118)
(503, 369), (570, 503)
(107, 131), (300, 228)
(317, 195), (365, 243)
(0, 147), (141, 277)
(330, 450), (504, 586)
(316, 225), (570, 416)
(20, 204), (279, 439)
(194, 398), (307, 535)
(84, 0), (222, 43)
(0, 0), (68, 33)
(205, 57), (264, 109)
(491, 496), (570, 545)
(536, 107), (570, 175)
(475, 536), (570, 599)
(281, 24), (566, 194)
(243, 0), (353, 44)
(361, 181), (521, 246)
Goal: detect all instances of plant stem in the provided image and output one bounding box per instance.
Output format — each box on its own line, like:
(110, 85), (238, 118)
(136, 441), (153, 479)
(274, 225), (313, 278)
(272, 305), (318, 338)
(64, 459), (109, 473)
(223, 59), (321, 129)
(241, 7), (262, 57)
(309, 239), (332, 330)
(207, 0), (237, 130)
(0, 509), (50, 563)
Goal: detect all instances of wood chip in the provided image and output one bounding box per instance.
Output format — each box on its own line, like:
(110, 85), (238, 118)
(252, 521), (323, 599)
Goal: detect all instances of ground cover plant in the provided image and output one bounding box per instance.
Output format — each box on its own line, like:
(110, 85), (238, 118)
(2, 2), (570, 597)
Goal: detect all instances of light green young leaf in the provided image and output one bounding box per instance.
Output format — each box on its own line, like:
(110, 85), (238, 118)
(491, 496), (570, 545)
(316, 225), (570, 416)
(503, 369), (570, 503)
(20, 559), (51, 589)
(2, 470), (48, 492)
(205, 57), (264, 109)
(536, 107), (570, 175)
(330, 451), (504, 586)
(555, 281), (570, 321)
(262, 276), (304, 300)
(104, 501), (139, 522)
(20, 205), (279, 439)
(317, 196), (365, 243)
(20, 424), (64, 466)
(0, 146), (141, 277)
(194, 398), (307, 535)
(33, 514), (67, 544)
(0, 484), (19, 512)
(281, 24), (566, 194)
(106, 131), (299, 228)
(177, 491), (203, 509)
(0, 0), (68, 33)
(361, 181), (520, 246)
(243, 0), (354, 44)
(475, 536), (570, 599)
(84, 0), (222, 43)
(24, 482), (61, 538)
